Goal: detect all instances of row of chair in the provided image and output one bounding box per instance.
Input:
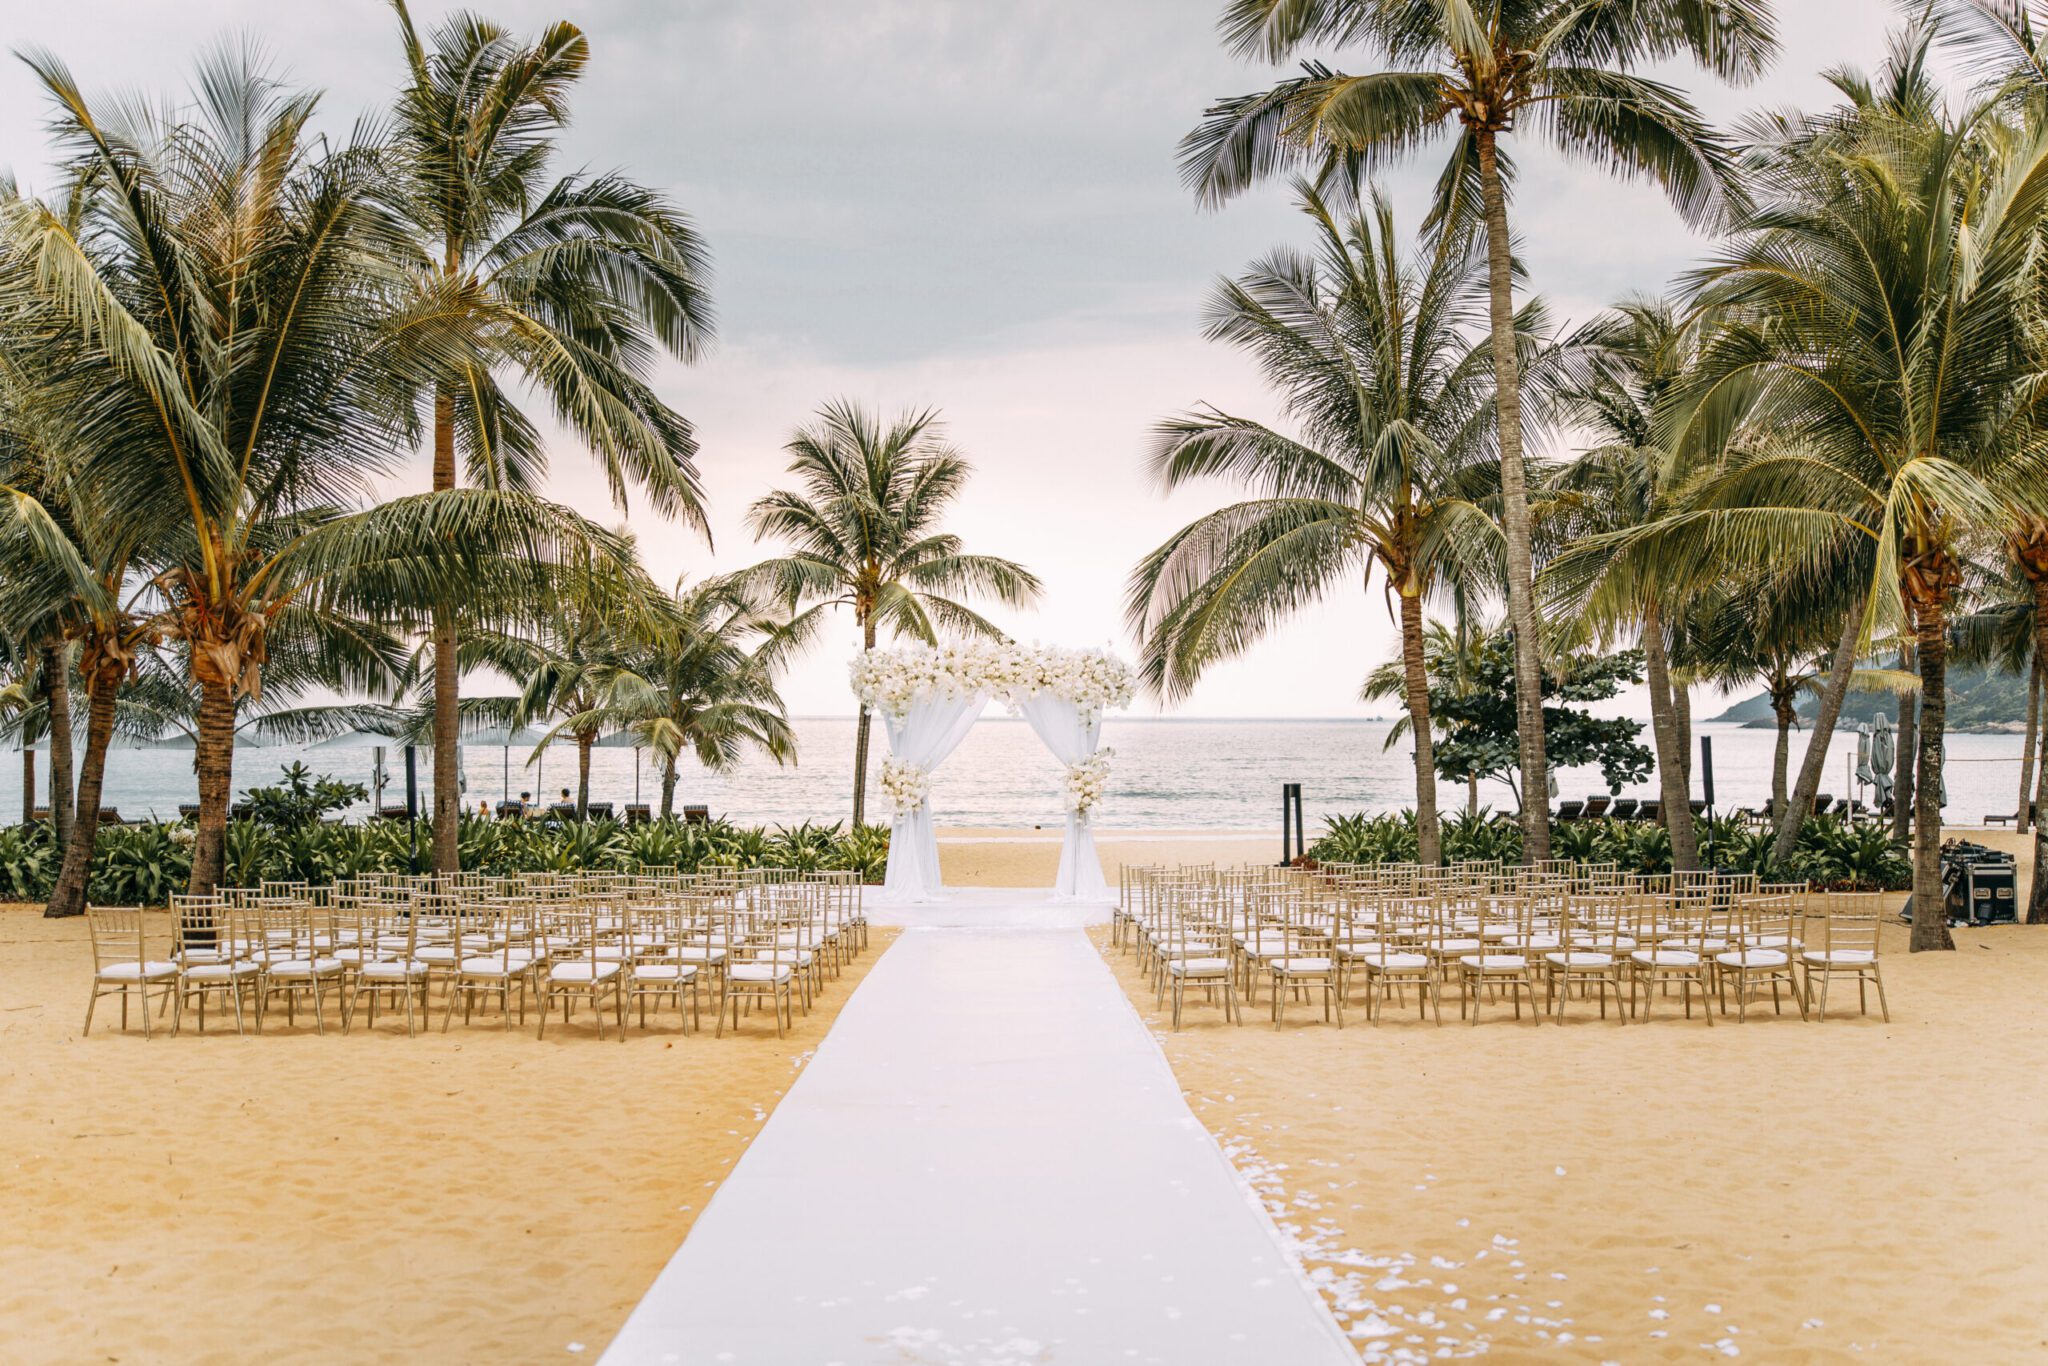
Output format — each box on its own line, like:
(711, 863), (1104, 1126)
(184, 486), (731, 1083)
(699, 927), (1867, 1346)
(81, 869), (867, 1040)
(1117, 860), (1890, 1030)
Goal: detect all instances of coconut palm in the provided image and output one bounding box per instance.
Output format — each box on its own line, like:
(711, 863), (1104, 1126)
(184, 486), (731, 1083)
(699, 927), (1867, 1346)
(385, 1), (715, 872)
(1359, 590), (1491, 816)
(1127, 176), (1521, 864)
(734, 402), (1042, 826)
(2, 47), (633, 893)
(1644, 33), (2048, 948)
(544, 579), (798, 817)
(1182, 0), (1777, 861)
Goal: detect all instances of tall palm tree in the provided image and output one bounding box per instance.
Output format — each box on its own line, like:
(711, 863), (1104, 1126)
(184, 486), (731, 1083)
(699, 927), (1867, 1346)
(1127, 175), (1518, 864)
(1649, 32), (2048, 949)
(385, 1), (715, 873)
(1359, 596), (1491, 815)
(1181, 0), (1777, 862)
(1544, 300), (1707, 868)
(3, 46), (633, 893)
(735, 402), (1042, 826)
(550, 579), (798, 817)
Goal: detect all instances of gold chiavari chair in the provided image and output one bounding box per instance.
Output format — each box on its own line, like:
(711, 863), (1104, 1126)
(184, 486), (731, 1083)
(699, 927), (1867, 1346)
(84, 905), (180, 1037)
(536, 905), (629, 1040)
(718, 901), (799, 1038)
(1800, 893), (1889, 1022)
(1714, 891), (1803, 1021)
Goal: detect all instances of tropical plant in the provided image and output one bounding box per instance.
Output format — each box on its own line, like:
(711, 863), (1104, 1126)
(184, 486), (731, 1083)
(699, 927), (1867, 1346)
(237, 764), (369, 828)
(384, 1), (715, 874)
(734, 400), (1042, 824)
(1127, 172), (1520, 865)
(1181, 0), (1778, 862)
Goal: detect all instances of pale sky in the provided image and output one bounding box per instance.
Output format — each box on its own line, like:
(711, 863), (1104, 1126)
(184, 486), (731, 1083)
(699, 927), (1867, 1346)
(1, 0), (1904, 717)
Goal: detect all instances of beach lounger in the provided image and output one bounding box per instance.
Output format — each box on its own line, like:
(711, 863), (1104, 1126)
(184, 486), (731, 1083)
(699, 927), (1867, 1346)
(98, 808), (124, 825)
(682, 805), (710, 825)
(1811, 795), (1834, 816)
(1610, 798), (1639, 821)
(586, 801), (616, 821)
(1582, 795), (1612, 819)
(1638, 798), (1662, 822)
(1984, 801), (2038, 826)
(624, 803), (651, 824)
(1555, 800), (1585, 822)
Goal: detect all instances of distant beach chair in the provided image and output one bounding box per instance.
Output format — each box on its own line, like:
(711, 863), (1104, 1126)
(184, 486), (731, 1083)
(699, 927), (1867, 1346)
(29, 807), (50, 824)
(1811, 794), (1834, 816)
(1610, 798), (1640, 821)
(624, 803), (651, 825)
(1688, 799), (1707, 816)
(98, 807), (125, 826)
(585, 801), (615, 822)
(178, 803), (201, 821)
(1555, 799), (1585, 822)
(682, 805), (710, 825)
(1582, 795), (1613, 819)
(1983, 801), (2037, 826)
(548, 802), (578, 822)
(376, 804), (410, 821)
(494, 800), (525, 820)
(1637, 798), (1662, 823)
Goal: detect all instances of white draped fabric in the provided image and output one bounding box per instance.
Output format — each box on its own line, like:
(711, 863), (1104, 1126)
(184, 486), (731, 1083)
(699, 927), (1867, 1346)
(1014, 694), (1112, 903)
(877, 693), (987, 904)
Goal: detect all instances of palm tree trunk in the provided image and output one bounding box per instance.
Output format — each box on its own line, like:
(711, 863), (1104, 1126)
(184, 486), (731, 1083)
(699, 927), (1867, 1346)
(2029, 573), (2048, 923)
(660, 755), (679, 819)
(1474, 130), (1548, 864)
(576, 729), (594, 818)
(187, 678), (235, 895)
(1770, 690), (1794, 816)
(1673, 674), (1693, 786)
(1467, 774), (1479, 816)
(1773, 595), (1867, 862)
(42, 645), (73, 853)
(1398, 591), (1441, 866)
(1892, 648), (1916, 844)
(1642, 603), (1698, 871)
(46, 662), (119, 918)
(851, 617), (877, 826)
(430, 385), (462, 874)
(1908, 587), (1954, 952)
(2017, 657), (2040, 835)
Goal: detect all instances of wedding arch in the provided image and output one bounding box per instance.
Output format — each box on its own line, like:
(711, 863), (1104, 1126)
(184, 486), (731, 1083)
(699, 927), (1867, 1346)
(851, 643), (1134, 904)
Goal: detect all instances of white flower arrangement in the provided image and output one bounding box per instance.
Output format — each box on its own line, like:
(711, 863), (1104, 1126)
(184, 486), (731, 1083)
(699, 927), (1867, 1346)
(877, 757), (932, 817)
(1061, 749), (1116, 823)
(850, 642), (1136, 721)
(169, 823), (198, 847)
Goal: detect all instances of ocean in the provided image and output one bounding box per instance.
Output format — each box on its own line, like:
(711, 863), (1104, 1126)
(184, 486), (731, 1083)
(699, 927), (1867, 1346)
(12, 716), (2032, 834)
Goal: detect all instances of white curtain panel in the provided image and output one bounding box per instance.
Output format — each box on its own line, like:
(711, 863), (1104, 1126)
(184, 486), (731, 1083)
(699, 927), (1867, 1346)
(876, 693), (987, 904)
(1015, 694), (1113, 904)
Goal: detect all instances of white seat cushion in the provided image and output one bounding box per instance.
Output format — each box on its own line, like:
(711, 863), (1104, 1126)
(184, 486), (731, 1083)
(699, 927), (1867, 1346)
(1803, 949), (1876, 965)
(1543, 951), (1614, 968)
(1630, 949), (1700, 967)
(1432, 939), (1483, 955)
(548, 961), (623, 983)
(1272, 956), (1334, 974)
(267, 957), (344, 977)
(1716, 949), (1789, 968)
(99, 961), (180, 981)
(182, 960), (261, 982)
(1357, 950), (1429, 971)
(632, 964), (697, 983)
(1460, 953), (1527, 970)
(728, 963), (792, 984)
(359, 959), (428, 980)
(459, 955), (533, 975)
(674, 946), (728, 964)
(1166, 956), (1231, 976)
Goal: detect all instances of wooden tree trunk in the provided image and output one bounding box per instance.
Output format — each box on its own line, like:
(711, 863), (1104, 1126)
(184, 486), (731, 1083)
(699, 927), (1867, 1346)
(1474, 129), (1548, 864)
(1909, 591), (1955, 952)
(1773, 596), (1867, 862)
(1398, 591), (1442, 866)
(1770, 691), (1794, 816)
(1643, 603), (1699, 871)
(46, 660), (121, 918)
(187, 679), (236, 895)
(576, 730), (594, 817)
(430, 386), (462, 874)
(660, 756), (679, 819)
(1893, 648), (1917, 844)
(42, 645), (73, 852)
(2017, 659), (2040, 835)
(2030, 575), (2048, 923)
(851, 617), (877, 827)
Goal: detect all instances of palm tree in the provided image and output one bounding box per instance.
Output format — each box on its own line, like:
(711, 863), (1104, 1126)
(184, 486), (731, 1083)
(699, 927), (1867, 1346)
(1544, 300), (1708, 868)
(1127, 176), (1517, 865)
(735, 402), (1042, 826)
(1649, 32), (2048, 949)
(549, 579), (798, 817)
(1360, 593), (1491, 816)
(3, 46), (632, 893)
(385, 1), (715, 873)
(1181, 0), (1777, 861)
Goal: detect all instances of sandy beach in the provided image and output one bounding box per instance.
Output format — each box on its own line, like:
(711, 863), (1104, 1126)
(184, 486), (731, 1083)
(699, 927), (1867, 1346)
(0, 908), (895, 1365)
(4, 827), (2044, 1363)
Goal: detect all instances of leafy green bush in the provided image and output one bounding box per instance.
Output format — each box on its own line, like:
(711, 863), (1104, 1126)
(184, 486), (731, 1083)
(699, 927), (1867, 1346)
(237, 763), (367, 827)
(0, 825), (57, 901)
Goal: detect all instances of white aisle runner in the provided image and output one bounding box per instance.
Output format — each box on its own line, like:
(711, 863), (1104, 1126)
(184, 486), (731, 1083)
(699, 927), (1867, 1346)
(604, 917), (1355, 1365)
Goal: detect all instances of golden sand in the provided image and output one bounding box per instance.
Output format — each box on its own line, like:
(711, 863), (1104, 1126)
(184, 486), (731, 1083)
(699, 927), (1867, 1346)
(0, 907), (894, 1364)
(1095, 911), (2048, 1361)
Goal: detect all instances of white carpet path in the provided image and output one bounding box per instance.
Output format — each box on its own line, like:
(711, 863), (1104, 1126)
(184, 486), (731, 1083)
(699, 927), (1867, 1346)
(603, 892), (1356, 1366)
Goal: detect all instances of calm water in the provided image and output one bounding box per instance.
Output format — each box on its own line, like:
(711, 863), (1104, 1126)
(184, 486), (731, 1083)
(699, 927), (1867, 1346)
(7, 717), (2030, 832)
